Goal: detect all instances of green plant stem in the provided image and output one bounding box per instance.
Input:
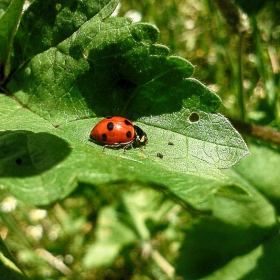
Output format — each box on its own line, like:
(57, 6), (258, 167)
(229, 118), (280, 145)
(237, 31), (246, 121)
(251, 16), (267, 81)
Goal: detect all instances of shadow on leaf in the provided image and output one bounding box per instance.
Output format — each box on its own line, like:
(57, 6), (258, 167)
(78, 21), (197, 119)
(0, 130), (71, 177)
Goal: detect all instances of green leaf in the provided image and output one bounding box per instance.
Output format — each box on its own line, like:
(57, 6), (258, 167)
(0, 0), (25, 83)
(0, 96), (77, 204)
(83, 205), (137, 268)
(12, 0), (119, 68)
(176, 188), (277, 279)
(7, 7), (247, 167)
(139, 108), (249, 169)
(201, 235), (280, 280)
(173, 144), (280, 279)
(83, 188), (176, 268)
(1, 95), (246, 208)
(2, 0), (248, 208)
(234, 143), (280, 213)
(9, 17), (196, 123)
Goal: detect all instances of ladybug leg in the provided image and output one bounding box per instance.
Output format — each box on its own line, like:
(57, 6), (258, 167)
(123, 144), (129, 154)
(103, 143), (127, 153)
(123, 142), (134, 154)
(102, 141), (134, 154)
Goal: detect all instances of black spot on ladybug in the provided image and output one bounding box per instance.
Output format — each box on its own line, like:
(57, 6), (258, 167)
(107, 122), (114, 131)
(102, 134), (107, 141)
(156, 153), (164, 159)
(15, 158), (22, 165)
(126, 131), (132, 138)
(189, 112), (200, 122)
(124, 119), (132, 126)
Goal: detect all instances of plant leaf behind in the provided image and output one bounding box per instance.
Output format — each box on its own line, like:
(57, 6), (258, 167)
(11, 0), (119, 68)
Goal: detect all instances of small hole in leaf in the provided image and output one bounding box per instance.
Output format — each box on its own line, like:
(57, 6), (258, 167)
(15, 158), (22, 165)
(189, 112), (200, 122)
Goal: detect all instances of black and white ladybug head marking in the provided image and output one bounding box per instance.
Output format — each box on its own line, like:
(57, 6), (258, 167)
(133, 125), (148, 145)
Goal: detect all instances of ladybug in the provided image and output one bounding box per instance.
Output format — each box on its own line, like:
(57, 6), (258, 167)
(90, 116), (148, 153)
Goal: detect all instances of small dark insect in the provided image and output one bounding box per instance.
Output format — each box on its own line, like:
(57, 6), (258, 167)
(156, 152), (164, 159)
(168, 142), (174, 146)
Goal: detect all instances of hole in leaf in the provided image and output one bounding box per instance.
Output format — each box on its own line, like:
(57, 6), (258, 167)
(189, 112), (200, 122)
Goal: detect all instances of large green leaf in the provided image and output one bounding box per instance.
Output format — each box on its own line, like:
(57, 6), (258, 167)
(9, 17), (198, 123)
(0, 94), (246, 209)
(234, 144), (280, 213)
(176, 143), (280, 279)
(200, 235), (280, 279)
(12, 0), (119, 68)
(177, 210), (278, 279)
(177, 164), (277, 278)
(1, 0), (249, 207)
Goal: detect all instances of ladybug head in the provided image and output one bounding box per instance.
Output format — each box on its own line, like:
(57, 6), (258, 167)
(134, 125), (148, 145)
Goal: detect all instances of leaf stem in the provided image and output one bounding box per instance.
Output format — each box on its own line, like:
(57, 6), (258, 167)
(36, 248), (72, 276)
(151, 249), (175, 277)
(229, 118), (280, 146)
(237, 30), (246, 121)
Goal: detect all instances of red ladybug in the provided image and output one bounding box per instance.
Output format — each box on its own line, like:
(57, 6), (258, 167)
(90, 116), (148, 153)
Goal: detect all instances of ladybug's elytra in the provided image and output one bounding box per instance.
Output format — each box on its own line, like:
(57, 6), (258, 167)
(90, 116), (148, 153)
